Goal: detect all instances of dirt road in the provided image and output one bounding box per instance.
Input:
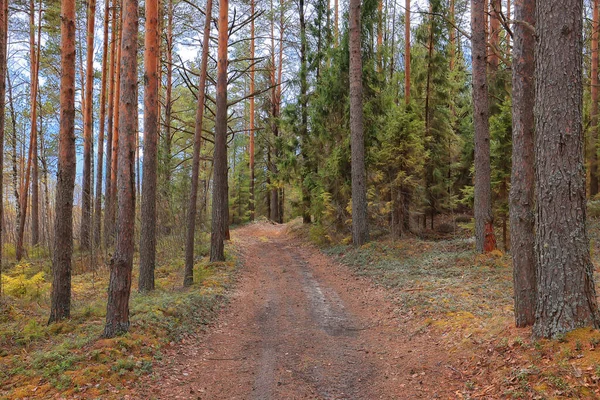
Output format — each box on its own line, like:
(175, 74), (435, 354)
(140, 223), (461, 399)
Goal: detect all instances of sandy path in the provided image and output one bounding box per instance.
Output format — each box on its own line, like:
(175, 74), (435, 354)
(138, 223), (462, 399)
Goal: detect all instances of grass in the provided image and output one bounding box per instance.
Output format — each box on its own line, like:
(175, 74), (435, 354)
(318, 219), (600, 399)
(0, 232), (237, 399)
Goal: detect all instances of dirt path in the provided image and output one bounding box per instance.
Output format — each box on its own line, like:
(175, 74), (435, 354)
(138, 223), (462, 399)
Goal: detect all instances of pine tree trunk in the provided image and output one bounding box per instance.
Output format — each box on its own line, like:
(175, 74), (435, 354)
(299, 0), (311, 224)
(533, 0), (600, 338)
(184, 0), (213, 286)
(210, 0), (229, 262)
(510, 0), (536, 327)
(163, 0), (173, 193)
(104, 0), (138, 337)
(249, 0), (255, 221)
(349, 0), (369, 246)
(591, 0), (599, 196)
(0, 0), (8, 283)
(139, 0), (160, 292)
(94, 0), (110, 248)
(81, 0), (96, 251)
(49, 0), (76, 323)
(104, 0), (118, 250)
(269, 0), (279, 223)
(489, 0), (501, 73)
(471, 0), (496, 253)
(404, 0), (410, 105)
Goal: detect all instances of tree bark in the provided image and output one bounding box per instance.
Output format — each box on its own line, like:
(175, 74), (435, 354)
(349, 0), (369, 246)
(0, 0), (8, 284)
(49, 0), (77, 323)
(104, 0), (138, 337)
(94, 0), (111, 248)
(510, 0), (536, 327)
(404, 0), (410, 105)
(183, 0), (213, 286)
(489, 0), (501, 73)
(533, 0), (600, 338)
(591, 0), (599, 196)
(299, 0), (311, 224)
(210, 0), (229, 262)
(139, 0), (160, 292)
(81, 0), (97, 251)
(249, 0), (255, 221)
(471, 0), (496, 253)
(104, 0), (118, 250)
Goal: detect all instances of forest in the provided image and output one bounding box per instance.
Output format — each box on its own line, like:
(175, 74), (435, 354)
(2, 0), (600, 397)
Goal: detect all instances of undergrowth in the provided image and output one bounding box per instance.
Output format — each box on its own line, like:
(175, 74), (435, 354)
(0, 232), (237, 399)
(320, 220), (600, 399)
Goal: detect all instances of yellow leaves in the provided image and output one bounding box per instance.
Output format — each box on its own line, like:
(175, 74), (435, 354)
(1, 271), (48, 300)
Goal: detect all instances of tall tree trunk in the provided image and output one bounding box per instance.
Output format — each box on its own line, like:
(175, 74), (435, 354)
(163, 0), (173, 194)
(104, 0), (118, 249)
(104, 0), (138, 337)
(31, 0), (42, 250)
(183, 0), (213, 286)
(591, 0), (599, 196)
(139, 0), (160, 291)
(81, 0), (96, 251)
(404, 0), (410, 105)
(349, 0), (369, 246)
(334, 0), (339, 45)
(533, 0), (600, 338)
(510, 0), (536, 327)
(94, 0), (111, 247)
(471, 0), (496, 253)
(210, 0), (229, 262)
(105, 3), (122, 248)
(269, 0), (279, 223)
(299, 0), (311, 224)
(7, 75), (20, 246)
(489, 0), (501, 73)
(49, 0), (76, 323)
(249, 0), (255, 221)
(17, 0), (41, 260)
(0, 0), (8, 286)
(449, 0), (455, 72)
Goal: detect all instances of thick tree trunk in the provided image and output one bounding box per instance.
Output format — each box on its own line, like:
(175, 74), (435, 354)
(249, 0), (255, 221)
(49, 0), (76, 323)
(94, 0), (110, 248)
(31, 0), (42, 249)
(210, 0), (229, 262)
(349, 0), (369, 246)
(139, 0), (160, 292)
(510, 0), (536, 327)
(183, 0), (213, 286)
(533, 0), (600, 338)
(81, 0), (96, 251)
(591, 0), (599, 196)
(471, 0), (496, 253)
(268, 0), (279, 223)
(104, 0), (138, 337)
(489, 0), (501, 73)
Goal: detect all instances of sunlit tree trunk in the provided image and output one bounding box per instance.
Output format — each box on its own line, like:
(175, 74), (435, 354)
(94, 0), (111, 247)
(299, 0), (311, 224)
(81, 0), (96, 251)
(0, 0), (8, 284)
(184, 0), (213, 286)
(49, 0), (76, 323)
(104, 0), (138, 337)
(210, 0), (229, 262)
(139, 0), (160, 292)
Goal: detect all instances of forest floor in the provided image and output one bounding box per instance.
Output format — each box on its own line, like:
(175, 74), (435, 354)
(136, 221), (600, 400)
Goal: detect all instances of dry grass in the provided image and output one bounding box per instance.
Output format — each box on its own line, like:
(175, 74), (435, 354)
(0, 234), (237, 399)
